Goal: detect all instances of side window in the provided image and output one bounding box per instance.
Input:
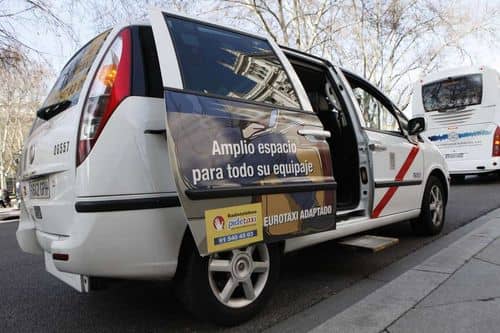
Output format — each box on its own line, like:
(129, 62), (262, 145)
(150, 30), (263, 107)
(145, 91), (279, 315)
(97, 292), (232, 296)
(42, 31), (110, 108)
(352, 86), (402, 134)
(165, 16), (300, 110)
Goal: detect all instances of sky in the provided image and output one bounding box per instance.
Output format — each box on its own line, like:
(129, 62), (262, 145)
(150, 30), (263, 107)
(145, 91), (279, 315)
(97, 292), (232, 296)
(9, 0), (500, 101)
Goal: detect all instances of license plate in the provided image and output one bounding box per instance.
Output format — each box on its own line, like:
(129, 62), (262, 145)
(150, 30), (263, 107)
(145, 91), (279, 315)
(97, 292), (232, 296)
(445, 153), (464, 159)
(29, 178), (50, 199)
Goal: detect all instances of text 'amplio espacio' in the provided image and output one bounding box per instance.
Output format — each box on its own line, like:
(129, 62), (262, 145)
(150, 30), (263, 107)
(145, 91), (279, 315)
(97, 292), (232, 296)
(191, 140), (315, 185)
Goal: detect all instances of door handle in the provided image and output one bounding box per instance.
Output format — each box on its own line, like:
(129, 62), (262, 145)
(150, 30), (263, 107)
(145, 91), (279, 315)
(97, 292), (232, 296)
(368, 142), (387, 151)
(144, 129), (166, 135)
(297, 128), (331, 139)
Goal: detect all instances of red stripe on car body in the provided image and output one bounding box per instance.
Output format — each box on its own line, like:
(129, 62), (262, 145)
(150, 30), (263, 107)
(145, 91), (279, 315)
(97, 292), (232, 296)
(371, 146), (420, 218)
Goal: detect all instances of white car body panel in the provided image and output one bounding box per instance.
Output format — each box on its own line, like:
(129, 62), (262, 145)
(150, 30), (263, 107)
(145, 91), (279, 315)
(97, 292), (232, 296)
(75, 97), (175, 197)
(25, 204), (186, 279)
(149, 10), (182, 89)
(45, 252), (86, 292)
(367, 130), (425, 217)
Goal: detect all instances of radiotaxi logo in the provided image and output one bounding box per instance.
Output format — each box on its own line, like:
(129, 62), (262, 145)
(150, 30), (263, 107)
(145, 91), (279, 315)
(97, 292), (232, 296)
(228, 215), (257, 230)
(205, 203), (263, 254)
(213, 216), (225, 231)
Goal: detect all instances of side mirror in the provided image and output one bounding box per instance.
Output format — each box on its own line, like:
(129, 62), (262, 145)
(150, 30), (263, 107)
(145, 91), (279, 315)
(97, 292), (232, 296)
(408, 117), (426, 136)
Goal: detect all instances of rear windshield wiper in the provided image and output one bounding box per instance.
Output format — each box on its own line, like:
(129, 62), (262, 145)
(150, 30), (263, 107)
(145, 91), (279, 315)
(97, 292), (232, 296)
(36, 100), (72, 121)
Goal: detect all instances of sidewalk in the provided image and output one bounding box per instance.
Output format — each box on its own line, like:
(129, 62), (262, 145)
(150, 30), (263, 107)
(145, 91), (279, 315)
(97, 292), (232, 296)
(310, 208), (500, 333)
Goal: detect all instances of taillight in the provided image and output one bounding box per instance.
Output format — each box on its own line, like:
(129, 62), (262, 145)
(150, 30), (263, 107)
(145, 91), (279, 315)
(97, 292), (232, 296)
(493, 127), (500, 157)
(77, 29), (131, 166)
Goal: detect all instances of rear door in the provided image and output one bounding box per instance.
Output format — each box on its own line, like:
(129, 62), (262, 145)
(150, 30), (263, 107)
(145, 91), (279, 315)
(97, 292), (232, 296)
(150, 10), (337, 255)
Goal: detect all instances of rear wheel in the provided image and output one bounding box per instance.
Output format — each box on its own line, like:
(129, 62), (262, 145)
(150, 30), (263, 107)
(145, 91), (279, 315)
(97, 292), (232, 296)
(411, 176), (446, 236)
(175, 241), (281, 326)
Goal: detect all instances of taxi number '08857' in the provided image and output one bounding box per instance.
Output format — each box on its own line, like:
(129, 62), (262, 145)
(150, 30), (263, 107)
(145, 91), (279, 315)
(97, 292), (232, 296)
(53, 141), (70, 155)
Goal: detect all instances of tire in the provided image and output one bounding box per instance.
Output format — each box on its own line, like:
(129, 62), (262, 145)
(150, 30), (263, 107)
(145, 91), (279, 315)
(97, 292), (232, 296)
(411, 175), (446, 236)
(175, 239), (281, 326)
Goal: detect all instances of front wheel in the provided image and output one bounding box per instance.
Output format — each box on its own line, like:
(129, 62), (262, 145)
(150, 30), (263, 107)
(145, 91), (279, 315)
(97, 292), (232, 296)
(175, 241), (281, 326)
(411, 176), (446, 236)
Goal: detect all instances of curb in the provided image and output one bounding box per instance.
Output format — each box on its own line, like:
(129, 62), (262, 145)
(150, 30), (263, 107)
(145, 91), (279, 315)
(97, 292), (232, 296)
(309, 208), (500, 333)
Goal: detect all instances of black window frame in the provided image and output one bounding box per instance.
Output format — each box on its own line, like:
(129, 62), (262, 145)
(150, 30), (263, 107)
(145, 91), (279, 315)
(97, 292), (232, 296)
(130, 25), (163, 98)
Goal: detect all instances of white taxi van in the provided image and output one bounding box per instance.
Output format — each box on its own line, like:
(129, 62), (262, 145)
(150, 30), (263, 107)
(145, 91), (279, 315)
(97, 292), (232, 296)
(412, 66), (500, 181)
(17, 10), (449, 325)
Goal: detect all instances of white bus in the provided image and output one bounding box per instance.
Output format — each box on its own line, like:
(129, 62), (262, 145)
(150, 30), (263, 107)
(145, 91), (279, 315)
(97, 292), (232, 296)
(412, 66), (500, 181)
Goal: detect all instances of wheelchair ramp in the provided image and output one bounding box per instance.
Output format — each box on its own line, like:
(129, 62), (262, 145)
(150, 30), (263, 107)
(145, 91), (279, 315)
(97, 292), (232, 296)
(339, 235), (399, 252)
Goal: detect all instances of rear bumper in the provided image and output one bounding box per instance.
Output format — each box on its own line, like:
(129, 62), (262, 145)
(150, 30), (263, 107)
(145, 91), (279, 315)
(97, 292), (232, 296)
(16, 204), (187, 280)
(16, 204), (43, 255)
(447, 157), (500, 175)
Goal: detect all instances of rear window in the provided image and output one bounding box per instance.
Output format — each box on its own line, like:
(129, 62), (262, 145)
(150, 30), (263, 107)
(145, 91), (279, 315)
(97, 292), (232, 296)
(165, 16), (300, 109)
(422, 74), (482, 112)
(42, 31), (110, 108)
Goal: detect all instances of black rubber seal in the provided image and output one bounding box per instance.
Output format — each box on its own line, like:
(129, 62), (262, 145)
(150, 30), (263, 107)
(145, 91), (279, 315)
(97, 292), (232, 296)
(374, 180), (422, 188)
(75, 196), (181, 213)
(185, 181), (337, 200)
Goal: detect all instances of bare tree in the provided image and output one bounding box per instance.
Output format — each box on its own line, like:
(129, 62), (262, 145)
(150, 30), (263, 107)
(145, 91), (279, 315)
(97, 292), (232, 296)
(216, 0), (351, 55)
(0, 56), (48, 189)
(72, 0), (500, 113)
(337, 0), (500, 109)
(77, 0), (211, 32)
(0, 0), (74, 68)
(218, 0), (500, 110)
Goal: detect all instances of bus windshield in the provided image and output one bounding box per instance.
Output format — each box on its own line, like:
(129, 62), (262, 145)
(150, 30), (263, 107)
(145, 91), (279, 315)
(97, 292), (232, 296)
(422, 74), (482, 112)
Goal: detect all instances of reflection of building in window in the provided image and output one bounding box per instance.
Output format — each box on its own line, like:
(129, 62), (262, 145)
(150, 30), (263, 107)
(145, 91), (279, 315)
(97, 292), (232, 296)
(220, 48), (298, 107)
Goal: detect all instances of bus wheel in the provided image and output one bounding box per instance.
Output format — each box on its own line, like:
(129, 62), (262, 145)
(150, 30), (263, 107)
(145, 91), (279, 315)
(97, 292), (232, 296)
(411, 176), (446, 236)
(175, 241), (281, 326)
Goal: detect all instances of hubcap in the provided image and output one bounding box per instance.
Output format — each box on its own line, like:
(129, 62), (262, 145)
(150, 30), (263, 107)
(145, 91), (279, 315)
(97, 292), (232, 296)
(429, 185), (444, 226)
(232, 253), (252, 281)
(208, 243), (270, 308)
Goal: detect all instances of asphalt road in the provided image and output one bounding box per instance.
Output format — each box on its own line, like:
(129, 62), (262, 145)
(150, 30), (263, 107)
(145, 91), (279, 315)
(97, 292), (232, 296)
(1, 174), (500, 332)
